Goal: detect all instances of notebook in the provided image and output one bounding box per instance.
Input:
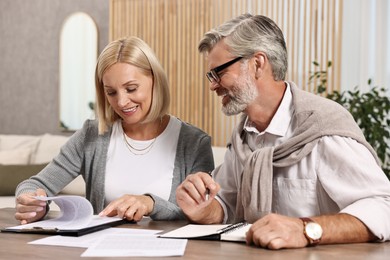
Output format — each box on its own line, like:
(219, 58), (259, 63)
(159, 221), (251, 242)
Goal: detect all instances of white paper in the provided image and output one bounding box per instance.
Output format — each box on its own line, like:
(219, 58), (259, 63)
(81, 234), (187, 257)
(160, 223), (252, 242)
(5, 195), (122, 231)
(160, 224), (229, 238)
(37, 195), (93, 227)
(28, 228), (162, 248)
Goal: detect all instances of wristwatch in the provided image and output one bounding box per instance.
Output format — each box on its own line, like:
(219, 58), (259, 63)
(300, 217), (323, 246)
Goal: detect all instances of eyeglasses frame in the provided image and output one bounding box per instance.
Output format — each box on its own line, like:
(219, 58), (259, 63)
(206, 56), (243, 83)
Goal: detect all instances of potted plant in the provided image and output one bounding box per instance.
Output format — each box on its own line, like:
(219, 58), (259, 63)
(310, 61), (390, 180)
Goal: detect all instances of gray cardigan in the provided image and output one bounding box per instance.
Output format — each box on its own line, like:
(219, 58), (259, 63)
(16, 118), (215, 220)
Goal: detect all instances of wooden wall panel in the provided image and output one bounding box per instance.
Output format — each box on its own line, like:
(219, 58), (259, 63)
(109, 0), (342, 147)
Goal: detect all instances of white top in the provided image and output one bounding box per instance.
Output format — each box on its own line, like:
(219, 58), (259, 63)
(104, 115), (181, 204)
(214, 83), (390, 241)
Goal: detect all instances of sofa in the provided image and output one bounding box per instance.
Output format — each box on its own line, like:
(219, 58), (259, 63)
(0, 134), (227, 209)
(0, 134), (85, 209)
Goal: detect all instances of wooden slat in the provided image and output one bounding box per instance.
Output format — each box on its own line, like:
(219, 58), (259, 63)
(109, 0), (343, 147)
(335, 0), (343, 92)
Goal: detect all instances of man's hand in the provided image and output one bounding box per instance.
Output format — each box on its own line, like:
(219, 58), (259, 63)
(15, 188), (48, 224)
(176, 172), (223, 224)
(246, 213), (377, 249)
(246, 213), (307, 249)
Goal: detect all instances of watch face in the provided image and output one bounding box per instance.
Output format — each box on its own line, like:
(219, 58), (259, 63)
(306, 222), (323, 240)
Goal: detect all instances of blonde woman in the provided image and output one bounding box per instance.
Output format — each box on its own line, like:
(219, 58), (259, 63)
(15, 36), (214, 224)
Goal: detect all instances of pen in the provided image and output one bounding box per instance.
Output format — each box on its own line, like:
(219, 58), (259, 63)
(205, 171), (212, 201)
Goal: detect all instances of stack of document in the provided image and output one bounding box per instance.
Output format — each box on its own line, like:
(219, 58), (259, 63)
(2, 196), (126, 236)
(30, 228), (187, 257)
(2, 195), (187, 257)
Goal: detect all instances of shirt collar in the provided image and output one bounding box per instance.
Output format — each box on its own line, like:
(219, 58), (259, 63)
(244, 82), (293, 137)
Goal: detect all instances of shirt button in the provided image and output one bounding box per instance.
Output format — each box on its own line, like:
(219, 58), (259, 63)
(256, 137), (264, 147)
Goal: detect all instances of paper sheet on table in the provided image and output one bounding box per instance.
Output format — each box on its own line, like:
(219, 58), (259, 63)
(81, 234), (187, 257)
(28, 228), (162, 248)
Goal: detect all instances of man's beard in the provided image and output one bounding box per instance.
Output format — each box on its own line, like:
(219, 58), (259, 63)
(222, 71), (258, 116)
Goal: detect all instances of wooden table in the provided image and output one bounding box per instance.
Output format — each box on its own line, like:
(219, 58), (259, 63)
(0, 208), (389, 259)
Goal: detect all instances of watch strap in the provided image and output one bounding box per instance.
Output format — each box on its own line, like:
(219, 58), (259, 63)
(300, 217), (321, 247)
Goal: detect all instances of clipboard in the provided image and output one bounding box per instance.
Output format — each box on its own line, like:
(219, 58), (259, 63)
(1, 195), (132, 236)
(1, 217), (128, 236)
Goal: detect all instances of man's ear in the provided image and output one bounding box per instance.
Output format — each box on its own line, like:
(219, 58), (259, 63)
(254, 53), (266, 79)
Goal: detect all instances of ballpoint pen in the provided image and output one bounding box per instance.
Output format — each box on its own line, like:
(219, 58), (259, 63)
(205, 171), (212, 201)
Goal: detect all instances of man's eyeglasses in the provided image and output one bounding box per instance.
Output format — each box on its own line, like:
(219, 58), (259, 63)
(206, 56), (243, 83)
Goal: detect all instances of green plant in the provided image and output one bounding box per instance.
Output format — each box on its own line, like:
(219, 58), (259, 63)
(88, 101), (95, 111)
(309, 61), (390, 179)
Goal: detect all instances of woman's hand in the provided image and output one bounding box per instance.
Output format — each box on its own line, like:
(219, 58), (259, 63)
(15, 188), (48, 224)
(99, 194), (155, 222)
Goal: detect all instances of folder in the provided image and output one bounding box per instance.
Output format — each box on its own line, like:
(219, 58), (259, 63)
(1, 195), (130, 236)
(159, 221), (251, 242)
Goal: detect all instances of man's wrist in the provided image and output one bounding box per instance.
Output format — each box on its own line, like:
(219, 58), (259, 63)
(300, 217), (323, 246)
(187, 200), (224, 224)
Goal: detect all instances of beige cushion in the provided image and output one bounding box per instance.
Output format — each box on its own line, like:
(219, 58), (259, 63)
(32, 134), (69, 164)
(60, 175), (86, 196)
(0, 148), (33, 165)
(0, 134), (40, 151)
(0, 134), (84, 200)
(0, 196), (17, 209)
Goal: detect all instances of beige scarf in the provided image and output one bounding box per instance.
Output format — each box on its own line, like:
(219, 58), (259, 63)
(230, 82), (379, 223)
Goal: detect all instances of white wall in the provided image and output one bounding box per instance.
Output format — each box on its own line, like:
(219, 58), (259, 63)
(341, 0), (390, 95)
(0, 0), (108, 135)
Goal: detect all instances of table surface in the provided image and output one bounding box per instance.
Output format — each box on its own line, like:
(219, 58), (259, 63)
(0, 207), (389, 260)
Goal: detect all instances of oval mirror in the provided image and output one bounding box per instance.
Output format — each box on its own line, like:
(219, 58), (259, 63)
(59, 12), (97, 131)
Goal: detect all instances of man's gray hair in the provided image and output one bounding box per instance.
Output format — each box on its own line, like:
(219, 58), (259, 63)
(198, 13), (288, 81)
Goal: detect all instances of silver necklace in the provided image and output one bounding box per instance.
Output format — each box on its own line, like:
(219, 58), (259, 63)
(123, 134), (156, 155)
(122, 117), (163, 156)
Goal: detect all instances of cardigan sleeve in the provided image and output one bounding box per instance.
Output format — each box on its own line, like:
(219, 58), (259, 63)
(15, 121), (91, 198)
(148, 120), (215, 220)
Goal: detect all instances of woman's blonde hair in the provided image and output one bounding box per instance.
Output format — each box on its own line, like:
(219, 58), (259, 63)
(95, 36), (170, 134)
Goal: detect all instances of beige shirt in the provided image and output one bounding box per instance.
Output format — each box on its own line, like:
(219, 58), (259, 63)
(214, 83), (390, 241)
